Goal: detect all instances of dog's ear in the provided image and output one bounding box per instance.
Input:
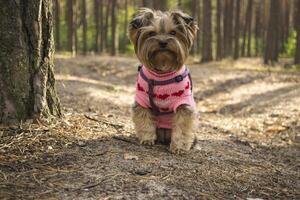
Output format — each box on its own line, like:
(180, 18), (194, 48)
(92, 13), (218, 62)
(128, 8), (154, 44)
(171, 10), (198, 47)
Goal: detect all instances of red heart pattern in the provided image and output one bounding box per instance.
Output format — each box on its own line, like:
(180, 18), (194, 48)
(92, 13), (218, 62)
(171, 90), (184, 97)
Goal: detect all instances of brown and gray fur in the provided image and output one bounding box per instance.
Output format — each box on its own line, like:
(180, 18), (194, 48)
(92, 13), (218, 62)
(128, 8), (198, 153)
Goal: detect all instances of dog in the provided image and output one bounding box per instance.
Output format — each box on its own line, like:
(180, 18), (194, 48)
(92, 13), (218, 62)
(128, 8), (198, 153)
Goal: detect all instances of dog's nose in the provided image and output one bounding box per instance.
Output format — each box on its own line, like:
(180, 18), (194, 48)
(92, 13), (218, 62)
(159, 41), (168, 48)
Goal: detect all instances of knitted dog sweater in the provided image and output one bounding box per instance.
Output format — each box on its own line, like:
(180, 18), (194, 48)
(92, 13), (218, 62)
(135, 65), (196, 129)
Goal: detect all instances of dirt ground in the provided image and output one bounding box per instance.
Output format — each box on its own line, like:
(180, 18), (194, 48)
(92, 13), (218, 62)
(1, 55), (299, 199)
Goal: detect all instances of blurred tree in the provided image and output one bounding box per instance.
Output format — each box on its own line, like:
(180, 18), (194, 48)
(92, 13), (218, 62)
(246, 0), (253, 57)
(66, 0), (76, 55)
(190, 0), (197, 54)
(94, 0), (100, 53)
(264, 0), (280, 64)
(100, 0), (104, 52)
(241, 0), (253, 57)
(233, 0), (241, 59)
(54, 0), (61, 50)
(0, 0), (61, 123)
(201, 0), (213, 62)
(143, 0), (167, 11)
(223, 0), (234, 57)
(111, 0), (117, 56)
(81, 0), (87, 54)
(104, 1), (111, 52)
(153, 0), (168, 11)
(254, 1), (262, 56)
(122, 0), (129, 53)
(142, 0), (153, 8)
(295, 0), (300, 64)
(216, 0), (223, 60)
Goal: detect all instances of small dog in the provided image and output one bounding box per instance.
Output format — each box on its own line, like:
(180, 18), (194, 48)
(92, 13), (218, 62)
(128, 8), (198, 153)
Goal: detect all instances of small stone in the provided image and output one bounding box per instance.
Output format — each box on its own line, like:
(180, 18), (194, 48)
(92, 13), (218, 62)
(124, 153), (138, 160)
(48, 146), (53, 150)
(78, 141), (86, 147)
(134, 169), (151, 176)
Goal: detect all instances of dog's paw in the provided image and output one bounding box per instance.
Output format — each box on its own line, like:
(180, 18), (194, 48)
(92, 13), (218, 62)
(169, 142), (191, 154)
(169, 146), (188, 154)
(140, 139), (155, 145)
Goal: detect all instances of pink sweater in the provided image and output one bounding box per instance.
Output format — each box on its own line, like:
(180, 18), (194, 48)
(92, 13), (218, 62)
(135, 65), (196, 129)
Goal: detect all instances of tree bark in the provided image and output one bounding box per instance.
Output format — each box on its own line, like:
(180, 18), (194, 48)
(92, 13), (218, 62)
(122, 0), (128, 53)
(201, 0), (213, 62)
(241, 0), (253, 57)
(246, 0), (253, 57)
(54, 0), (61, 51)
(153, 0), (167, 11)
(178, 0), (182, 9)
(233, 0), (241, 59)
(190, 0), (197, 55)
(295, 0), (300, 64)
(100, 0), (104, 53)
(94, 0), (100, 53)
(111, 0), (117, 56)
(223, 0), (234, 57)
(142, 0), (153, 8)
(264, 0), (280, 64)
(74, 0), (79, 54)
(81, 0), (87, 55)
(254, 2), (262, 56)
(216, 0), (223, 60)
(66, 0), (76, 55)
(104, 0), (111, 52)
(0, 0), (61, 123)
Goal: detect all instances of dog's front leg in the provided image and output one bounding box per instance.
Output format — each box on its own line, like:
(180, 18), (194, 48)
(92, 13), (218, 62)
(170, 105), (196, 153)
(132, 102), (156, 145)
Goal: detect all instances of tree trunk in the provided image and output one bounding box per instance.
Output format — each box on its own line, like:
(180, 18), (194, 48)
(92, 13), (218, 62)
(104, 1), (111, 52)
(283, 0), (290, 47)
(241, 0), (252, 57)
(196, 0), (201, 54)
(216, 0), (223, 60)
(66, 0), (76, 55)
(74, 0), (79, 54)
(201, 0), (213, 62)
(178, 0), (182, 9)
(94, 0), (100, 53)
(233, 0), (241, 59)
(254, 2), (262, 56)
(100, 0), (104, 53)
(142, 0), (153, 8)
(295, 0), (300, 64)
(153, 0), (167, 11)
(111, 0), (117, 56)
(0, 0), (61, 123)
(190, 0), (197, 55)
(54, 0), (61, 51)
(122, 0), (128, 53)
(246, 0), (253, 57)
(81, 0), (87, 55)
(223, 0), (234, 57)
(264, 0), (280, 64)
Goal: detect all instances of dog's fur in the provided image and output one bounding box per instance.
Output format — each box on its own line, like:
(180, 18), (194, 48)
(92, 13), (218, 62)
(128, 8), (198, 153)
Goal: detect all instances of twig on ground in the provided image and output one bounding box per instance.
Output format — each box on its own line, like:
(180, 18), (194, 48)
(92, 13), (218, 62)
(112, 135), (137, 144)
(84, 114), (124, 130)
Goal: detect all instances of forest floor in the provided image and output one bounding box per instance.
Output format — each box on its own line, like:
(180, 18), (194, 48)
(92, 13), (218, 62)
(1, 55), (300, 199)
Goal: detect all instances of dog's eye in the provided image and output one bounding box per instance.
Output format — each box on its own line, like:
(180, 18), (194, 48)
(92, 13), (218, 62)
(169, 30), (176, 35)
(148, 31), (157, 37)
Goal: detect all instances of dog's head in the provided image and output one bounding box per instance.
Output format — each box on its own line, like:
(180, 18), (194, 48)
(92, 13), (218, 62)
(128, 8), (198, 73)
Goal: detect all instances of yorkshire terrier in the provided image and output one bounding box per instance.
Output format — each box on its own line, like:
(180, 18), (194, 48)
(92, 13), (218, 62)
(128, 8), (198, 153)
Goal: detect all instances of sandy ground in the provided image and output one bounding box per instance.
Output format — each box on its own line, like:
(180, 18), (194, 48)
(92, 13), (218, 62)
(0, 55), (299, 199)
